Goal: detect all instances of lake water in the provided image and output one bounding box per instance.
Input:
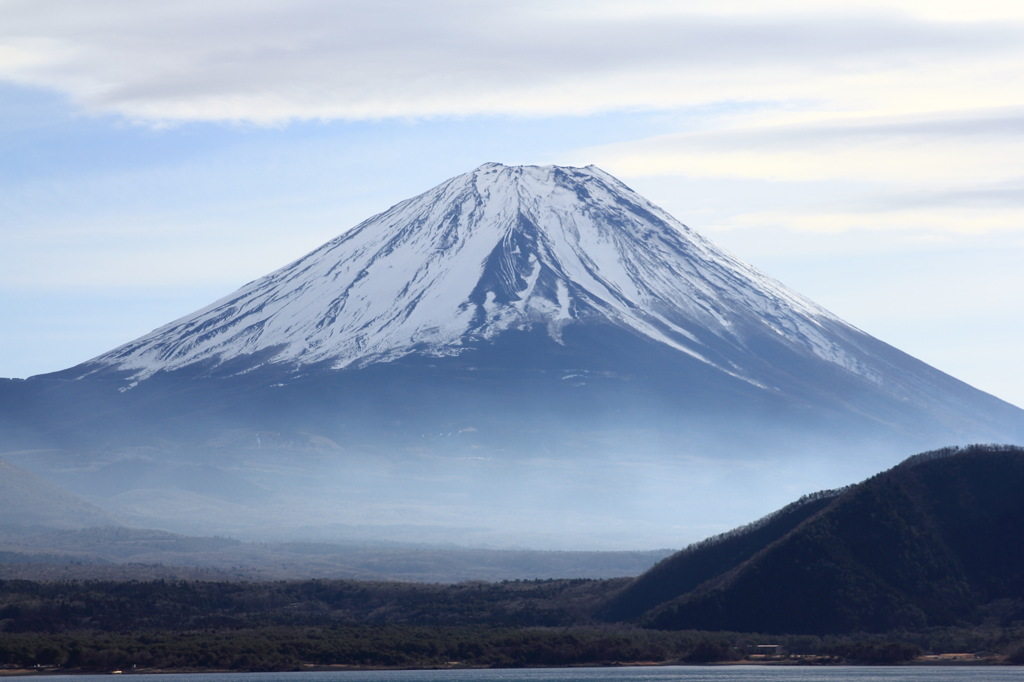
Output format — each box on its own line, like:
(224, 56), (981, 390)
(39, 667), (1021, 682)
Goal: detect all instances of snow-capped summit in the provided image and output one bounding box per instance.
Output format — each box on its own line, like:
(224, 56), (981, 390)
(86, 163), (865, 386)
(8, 163), (1024, 548)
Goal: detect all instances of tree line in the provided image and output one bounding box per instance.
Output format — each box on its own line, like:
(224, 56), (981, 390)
(1, 577), (1023, 671)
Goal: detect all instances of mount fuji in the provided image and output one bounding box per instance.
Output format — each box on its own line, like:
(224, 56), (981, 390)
(3, 163), (1022, 548)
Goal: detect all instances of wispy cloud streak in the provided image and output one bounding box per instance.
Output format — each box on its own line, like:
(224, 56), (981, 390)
(2, 1), (1022, 122)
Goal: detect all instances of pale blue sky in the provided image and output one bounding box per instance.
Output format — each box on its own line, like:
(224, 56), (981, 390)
(2, 0), (1023, 409)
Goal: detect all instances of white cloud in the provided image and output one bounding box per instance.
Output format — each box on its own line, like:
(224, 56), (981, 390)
(1, 0), (1022, 123)
(723, 206), (1024, 237)
(573, 106), (1024, 243)
(583, 109), (1024, 185)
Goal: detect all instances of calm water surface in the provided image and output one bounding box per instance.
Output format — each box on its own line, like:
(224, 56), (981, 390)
(40, 668), (1022, 682)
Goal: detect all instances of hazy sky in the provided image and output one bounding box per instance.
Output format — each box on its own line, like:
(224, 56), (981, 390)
(2, 0), (1023, 408)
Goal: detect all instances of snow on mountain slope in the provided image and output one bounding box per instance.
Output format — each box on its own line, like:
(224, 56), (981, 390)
(11, 163), (1024, 550)
(80, 163), (872, 387)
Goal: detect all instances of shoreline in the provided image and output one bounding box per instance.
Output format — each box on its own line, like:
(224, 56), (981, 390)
(3, 655), (1014, 676)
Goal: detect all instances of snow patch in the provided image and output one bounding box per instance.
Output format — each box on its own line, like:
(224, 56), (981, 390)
(83, 163), (877, 389)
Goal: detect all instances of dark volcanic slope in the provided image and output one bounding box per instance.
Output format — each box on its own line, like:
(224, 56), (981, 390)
(2, 164), (1023, 547)
(604, 444), (1024, 634)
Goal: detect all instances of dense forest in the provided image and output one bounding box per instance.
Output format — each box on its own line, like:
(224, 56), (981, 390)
(1, 577), (1023, 671)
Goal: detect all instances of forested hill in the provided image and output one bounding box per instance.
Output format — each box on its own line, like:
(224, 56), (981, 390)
(602, 444), (1024, 634)
(4, 445), (1024, 671)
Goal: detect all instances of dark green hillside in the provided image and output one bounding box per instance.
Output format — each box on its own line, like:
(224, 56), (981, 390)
(600, 487), (841, 621)
(609, 444), (1024, 634)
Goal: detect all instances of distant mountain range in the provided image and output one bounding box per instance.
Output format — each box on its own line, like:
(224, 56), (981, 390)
(2, 163), (1022, 547)
(0, 522), (669, 583)
(602, 444), (1024, 633)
